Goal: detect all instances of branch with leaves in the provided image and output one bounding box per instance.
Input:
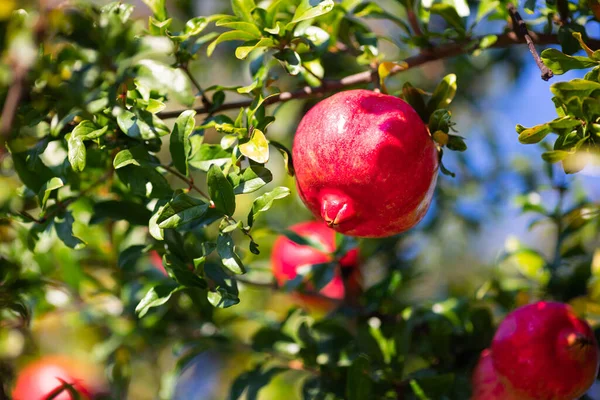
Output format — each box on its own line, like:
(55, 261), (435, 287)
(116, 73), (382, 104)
(159, 32), (600, 119)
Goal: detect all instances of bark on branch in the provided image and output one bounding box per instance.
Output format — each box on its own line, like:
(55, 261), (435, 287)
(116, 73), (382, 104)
(508, 4), (554, 81)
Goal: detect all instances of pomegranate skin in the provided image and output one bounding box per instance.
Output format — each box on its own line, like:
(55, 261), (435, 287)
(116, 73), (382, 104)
(271, 221), (359, 300)
(150, 250), (168, 275)
(491, 301), (599, 400)
(471, 349), (517, 400)
(13, 356), (99, 400)
(292, 89), (439, 238)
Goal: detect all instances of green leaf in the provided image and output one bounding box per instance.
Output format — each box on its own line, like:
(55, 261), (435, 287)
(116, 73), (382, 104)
(517, 123), (552, 144)
(270, 141), (294, 176)
(346, 356), (372, 400)
(136, 60), (195, 106)
(164, 254), (207, 289)
(540, 49), (597, 75)
(117, 109), (170, 140)
(430, 4), (465, 34)
(231, 0), (256, 22)
(113, 146), (158, 169)
(9, 150), (54, 193)
(217, 21), (262, 38)
(446, 135), (467, 152)
(149, 203), (166, 241)
(551, 79), (600, 100)
(428, 109), (453, 134)
(427, 74), (457, 114)
(548, 117), (582, 130)
(217, 233), (245, 275)
(289, 0), (334, 25)
(142, 0), (167, 21)
(558, 24), (588, 55)
(118, 245), (145, 270)
(352, 2), (411, 33)
(231, 166), (273, 194)
(72, 120), (109, 140)
(157, 193), (211, 229)
(475, 0), (500, 22)
(136, 284), (181, 317)
(274, 49), (302, 75)
(401, 82), (428, 122)
(208, 165), (236, 216)
(38, 177), (64, 209)
(55, 212), (86, 249)
(247, 186), (290, 226)
(235, 38), (275, 60)
(239, 129), (269, 163)
(67, 136), (86, 172)
(542, 150), (570, 163)
(207, 30), (263, 57)
(208, 287), (241, 308)
(189, 144), (232, 171)
(170, 110), (197, 176)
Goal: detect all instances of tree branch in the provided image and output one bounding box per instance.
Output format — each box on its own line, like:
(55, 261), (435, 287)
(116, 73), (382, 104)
(0, 6), (47, 147)
(508, 4), (554, 81)
(181, 65), (212, 111)
(159, 164), (211, 201)
(158, 32), (598, 120)
(0, 66), (27, 147)
(407, 8), (423, 37)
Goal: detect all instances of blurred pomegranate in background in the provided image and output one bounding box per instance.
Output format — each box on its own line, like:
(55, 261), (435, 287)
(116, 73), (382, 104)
(150, 250), (167, 276)
(271, 221), (360, 300)
(13, 355), (105, 400)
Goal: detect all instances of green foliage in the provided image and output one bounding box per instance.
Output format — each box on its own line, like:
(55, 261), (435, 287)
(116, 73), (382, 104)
(0, 0), (599, 398)
(520, 34), (600, 173)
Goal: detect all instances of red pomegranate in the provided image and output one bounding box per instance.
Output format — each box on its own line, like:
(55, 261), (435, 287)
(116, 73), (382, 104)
(270, 221), (359, 300)
(471, 349), (516, 400)
(491, 301), (599, 400)
(150, 250), (168, 275)
(13, 355), (103, 400)
(292, 89), (439, 238)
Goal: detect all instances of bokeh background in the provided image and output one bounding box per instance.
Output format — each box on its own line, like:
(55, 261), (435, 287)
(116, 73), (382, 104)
(1, 0), (600, 399)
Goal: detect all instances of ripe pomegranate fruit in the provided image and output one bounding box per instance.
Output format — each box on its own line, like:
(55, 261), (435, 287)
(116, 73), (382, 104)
(270, 221), (360, 300)
(471, 349), (516, 400)
(150, 250), (167, 275)
(491, 301), (599, 400)
(13, 355), (103, 400)
(292, 89), (439, 238)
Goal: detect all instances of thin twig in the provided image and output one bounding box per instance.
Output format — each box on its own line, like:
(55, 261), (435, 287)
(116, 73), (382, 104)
(508, 4), (554, 81)
(159, 164), (211, 201)
(407, 7), (424, 37)
(181, 65), (212, 111)
(157, 32), (596, 119)
(18, 210), (43, 223)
